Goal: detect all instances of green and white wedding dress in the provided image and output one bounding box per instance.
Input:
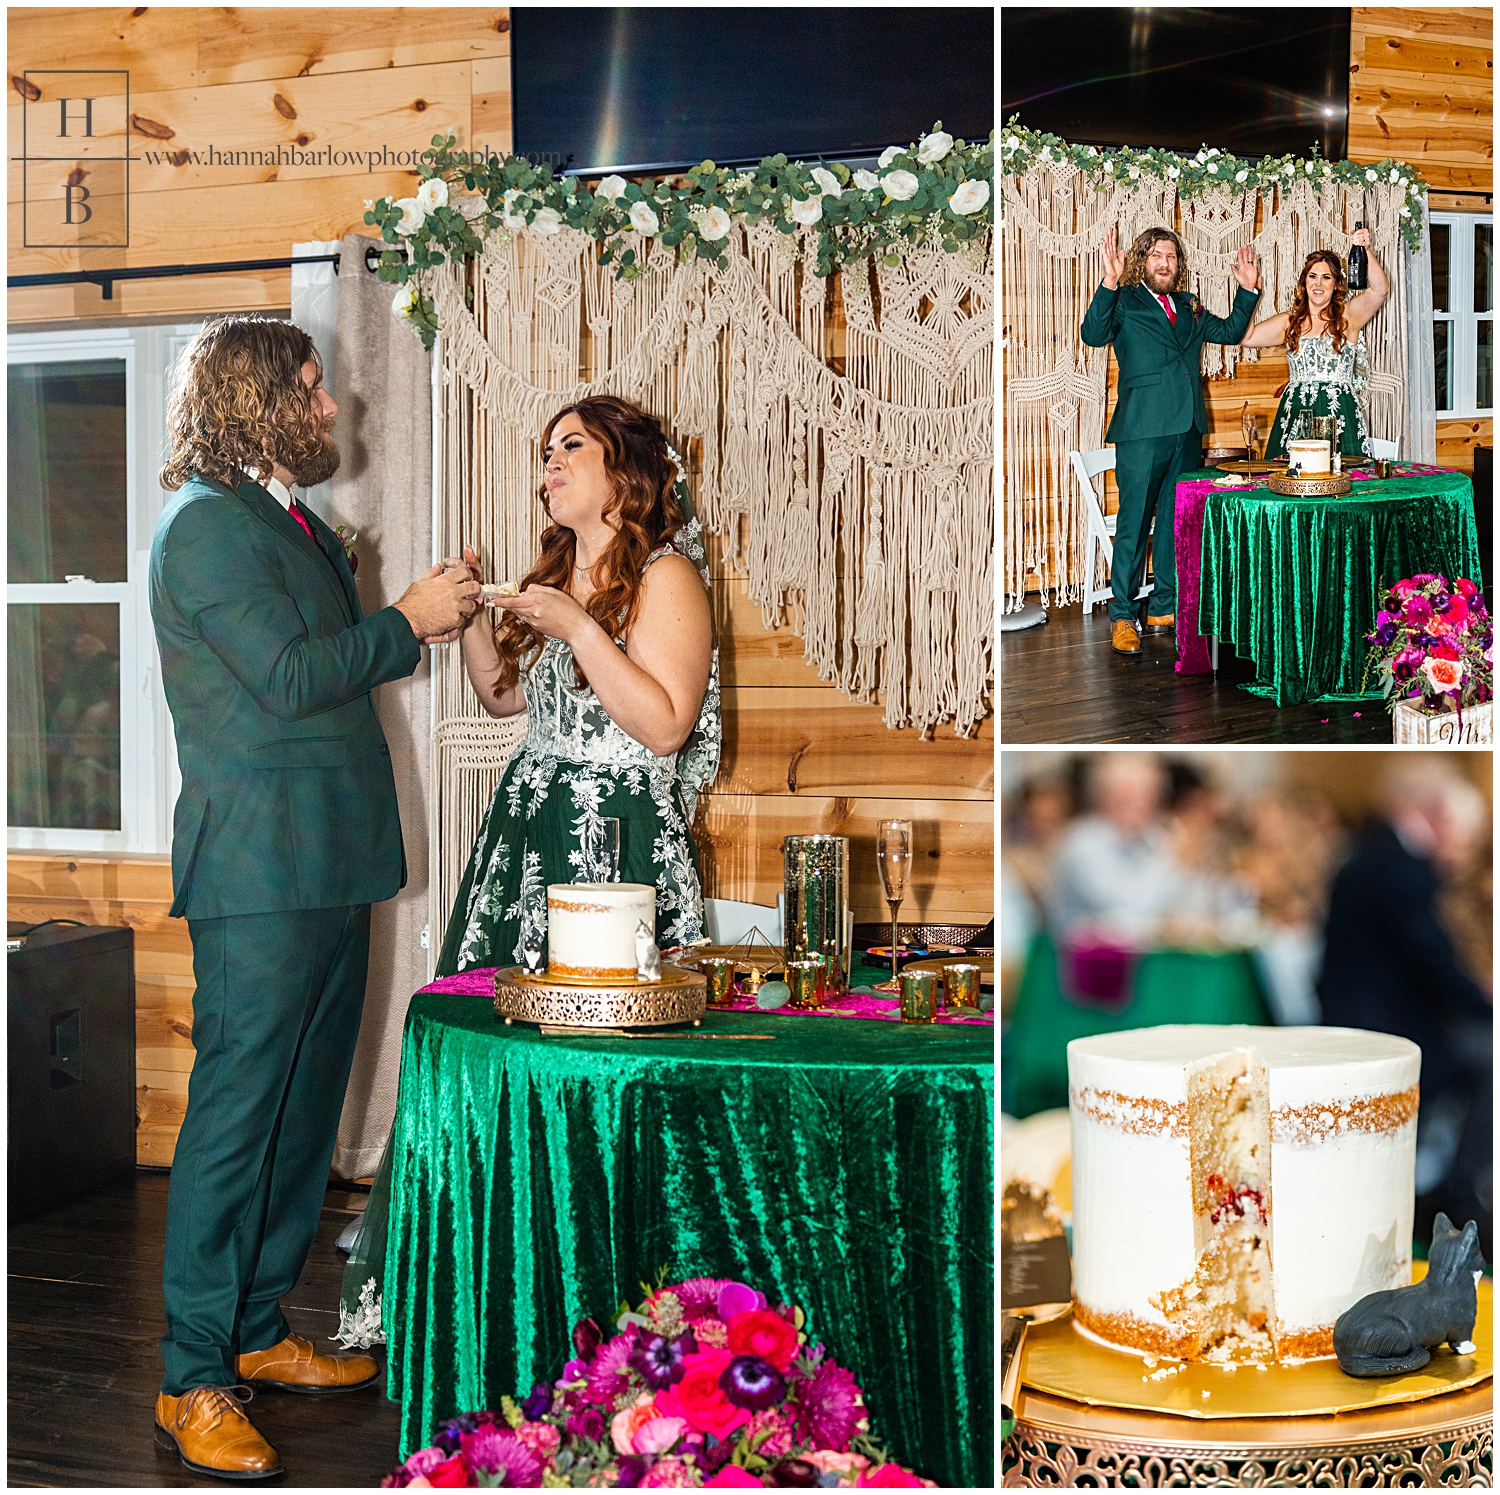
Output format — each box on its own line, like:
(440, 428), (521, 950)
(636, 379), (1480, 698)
(1264, 330), (1373, 460)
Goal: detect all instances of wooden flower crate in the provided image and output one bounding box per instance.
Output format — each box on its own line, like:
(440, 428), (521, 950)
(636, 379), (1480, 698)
(1391, 700), (1493, 745)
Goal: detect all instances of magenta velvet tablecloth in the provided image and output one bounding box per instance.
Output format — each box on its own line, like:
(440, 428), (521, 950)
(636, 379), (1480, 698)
(1173, 463), (1452, 676)
(418, 967), (994, 1024)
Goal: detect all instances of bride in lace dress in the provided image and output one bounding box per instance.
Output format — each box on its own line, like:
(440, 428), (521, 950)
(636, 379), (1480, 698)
(1243, 229), (1389, 459)
(336, 395), (718, 1346)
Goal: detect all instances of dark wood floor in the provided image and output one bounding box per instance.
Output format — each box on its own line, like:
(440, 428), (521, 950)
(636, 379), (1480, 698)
(1001, 602), (1397, 744)
(9, 1170), (400, 1488)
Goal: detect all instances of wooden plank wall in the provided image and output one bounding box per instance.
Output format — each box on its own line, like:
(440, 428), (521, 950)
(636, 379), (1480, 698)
(7, 8), (995, 1163)
(1080, 7), (1493, 516)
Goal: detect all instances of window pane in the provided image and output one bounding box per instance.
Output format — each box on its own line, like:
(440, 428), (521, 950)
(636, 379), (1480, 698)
(1434, 321), (1453, 411)
(1476, 225), (1493, 315)
(1431, 223), (1451, 313)
(1479, 321), (1493, 412)
(7, 359), (128, 584)
(7, 603), (121, 831)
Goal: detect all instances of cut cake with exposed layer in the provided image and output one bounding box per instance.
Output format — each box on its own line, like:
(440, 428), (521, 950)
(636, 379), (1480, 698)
(1068, 1025), (1419, 1363)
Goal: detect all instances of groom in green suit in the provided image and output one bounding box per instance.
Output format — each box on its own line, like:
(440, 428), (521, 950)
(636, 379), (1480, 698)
(148, 317), (479, 1480)
(1081, 227), (1262, 655)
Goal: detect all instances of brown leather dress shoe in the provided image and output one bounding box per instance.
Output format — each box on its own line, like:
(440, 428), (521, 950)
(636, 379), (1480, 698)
(1110, 619), (1141, 656)
(237, 1332), (379, 1394)
(1143, 613), (1176, 635)
(154, 1386), (283, 1481)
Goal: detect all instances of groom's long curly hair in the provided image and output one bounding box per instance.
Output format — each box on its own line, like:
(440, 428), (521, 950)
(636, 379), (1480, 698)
(1120, 228), (1190, 292)
(159, 316), (327, 490)
(491, 396), (688, 695)
(1285, 251), (1350, 355)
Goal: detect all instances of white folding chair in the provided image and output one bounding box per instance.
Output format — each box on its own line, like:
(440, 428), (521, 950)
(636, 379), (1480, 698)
(1071, 447), (1152, 614)
(1368, 437), (1399, 461)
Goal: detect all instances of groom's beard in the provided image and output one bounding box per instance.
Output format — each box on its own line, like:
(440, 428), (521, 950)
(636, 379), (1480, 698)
(289, 422), (341, 488)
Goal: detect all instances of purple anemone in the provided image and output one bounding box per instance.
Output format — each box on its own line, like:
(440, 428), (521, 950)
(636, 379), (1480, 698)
(718, 1354), (787, 1411)
(630, 1329), (699, 1389)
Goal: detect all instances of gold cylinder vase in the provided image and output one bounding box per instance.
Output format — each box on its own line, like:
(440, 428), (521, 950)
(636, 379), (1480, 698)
(782, 835), (852, 995)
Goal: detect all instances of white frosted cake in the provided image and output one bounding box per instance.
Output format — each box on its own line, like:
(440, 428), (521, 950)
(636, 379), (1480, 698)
(1068, 1025), (1420, 1362)
(547, 883), (655, 980)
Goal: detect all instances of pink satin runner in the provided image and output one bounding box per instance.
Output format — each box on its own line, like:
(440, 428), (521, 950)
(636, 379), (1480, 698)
(1172, 463), (1452, 676)
(418, 968), (994, 1025)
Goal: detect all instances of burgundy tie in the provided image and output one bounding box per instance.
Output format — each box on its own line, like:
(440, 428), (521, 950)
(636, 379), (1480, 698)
(287, 499), (316, 542)
(1157, 293), (1177, 324)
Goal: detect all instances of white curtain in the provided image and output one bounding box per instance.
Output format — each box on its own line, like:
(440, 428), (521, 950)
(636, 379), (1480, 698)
(1403, 200), (1438, 464)
(290, 239), (343, 521)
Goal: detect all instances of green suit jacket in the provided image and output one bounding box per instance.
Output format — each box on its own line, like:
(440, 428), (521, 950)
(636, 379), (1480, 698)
(1080, 283), (1261, 443)
(150, 474), (423, 920)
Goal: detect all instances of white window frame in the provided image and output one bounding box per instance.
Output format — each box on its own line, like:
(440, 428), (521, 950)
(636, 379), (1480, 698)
(1429, 211), (1494, 418)
(7, 324), (200, 855)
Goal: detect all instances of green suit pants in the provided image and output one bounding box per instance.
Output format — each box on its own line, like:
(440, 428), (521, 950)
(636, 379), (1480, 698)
(160, 904), (370, 1393)
(1109, 430), (1198, 622)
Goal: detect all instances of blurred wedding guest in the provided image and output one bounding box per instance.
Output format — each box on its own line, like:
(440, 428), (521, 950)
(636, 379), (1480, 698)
(1318, 764), (1491, 1250)
(1000, 770), (1076, 1020)
(1050, 754), (1180, 944)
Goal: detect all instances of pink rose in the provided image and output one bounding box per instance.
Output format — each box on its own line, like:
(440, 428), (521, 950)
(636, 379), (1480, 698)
(726, 1310), (800, 1372)
(804, 1451), (870, 1475)
(655, 1349), (751, 1441)
(611, 1393), (659, 1454)
(1423, 657), (1463, 694)
(635, 1416), (688, 1456)
(705, 1467), (765, 1487)
(423, 1454), (473, 1487)
(857, 1464), (930, 1487)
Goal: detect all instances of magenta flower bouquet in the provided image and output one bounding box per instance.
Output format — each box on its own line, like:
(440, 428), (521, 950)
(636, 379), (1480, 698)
(1363, 574), (1492, 717)
(382, 1275), (933, 1488)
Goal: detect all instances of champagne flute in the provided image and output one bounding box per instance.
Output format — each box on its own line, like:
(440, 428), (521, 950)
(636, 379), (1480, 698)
(589, 818), (621, 882)
(874, 819), (913, 992)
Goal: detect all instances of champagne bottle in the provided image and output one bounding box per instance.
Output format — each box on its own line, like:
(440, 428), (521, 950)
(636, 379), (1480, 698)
(1348, 223), (1368, 292)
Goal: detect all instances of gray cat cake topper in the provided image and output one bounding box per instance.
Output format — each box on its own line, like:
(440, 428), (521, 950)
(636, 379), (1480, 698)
(1333, 1213), (1484, 1377)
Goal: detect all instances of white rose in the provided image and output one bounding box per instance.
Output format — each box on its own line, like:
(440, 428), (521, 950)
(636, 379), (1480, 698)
(1389, 169), (1401, 183)
(948, 179), (990, 215)
(391, 284), (418, 319)
(881, 169), (919, 201)
(789, 193), (824, 225)
(1284, 163), (1296, 177)
(1207, 163), (1218, 175)
(1323, 164), (1333, 176)
(1366, 168), (1378, 181)
(917, 129), (954, 165)
(1235, 169), (1248, 183)
(416, 176), (448, 213)
(393, 197), (425, 235)
(1103, 161), (1115, 176)
(878, 145), (904, 168)
(698, 205), (732, 241)
(810, 166), (843, 198)
(500, 188), (527, 230)
(1305, 161), (1315, 174)
(1038, 145), (1052, 161)
(1207, 147), (1221, 158)
(532, 206), (562, 234)
(852, 169), (880, 191)
(455, 194), (487, 221)
(1004, 135), (1020, 151)
(1167, 165), (1180, 179)
(1128, 165), (1141, 180)
(628, 200), (660, 235)
(596, 174), (628, 202)
(1400, 204), (1411, 218)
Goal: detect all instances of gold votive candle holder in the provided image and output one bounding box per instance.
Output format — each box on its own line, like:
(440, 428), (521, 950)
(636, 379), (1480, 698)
(702, 957), (737, 1006)
(942, 963), (982, 1013)
(786, 959), (823, 1010)
(899, 969), (938, 1023)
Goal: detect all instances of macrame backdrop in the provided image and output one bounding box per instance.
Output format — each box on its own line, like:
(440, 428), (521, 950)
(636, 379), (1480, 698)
(1002, 165), (1416, 608)
(428, 225), (993, 945)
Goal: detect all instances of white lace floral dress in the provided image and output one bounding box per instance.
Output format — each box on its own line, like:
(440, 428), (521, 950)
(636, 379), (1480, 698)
(1265, 330), (1373, 459)
(434, 523), (720, 975)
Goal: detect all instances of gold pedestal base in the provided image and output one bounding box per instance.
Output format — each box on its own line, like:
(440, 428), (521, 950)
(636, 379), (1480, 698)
(1005, 1380), (1491, 1487)
(493, 964), (706, 1029)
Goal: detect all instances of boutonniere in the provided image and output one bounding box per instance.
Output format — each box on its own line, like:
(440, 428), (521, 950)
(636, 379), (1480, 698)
(333, 523), (359, 576)
(1187, 294), (1204, 320)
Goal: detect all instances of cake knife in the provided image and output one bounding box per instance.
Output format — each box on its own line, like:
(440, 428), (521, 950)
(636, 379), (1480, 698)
(1000, 1180), (1073, 1442)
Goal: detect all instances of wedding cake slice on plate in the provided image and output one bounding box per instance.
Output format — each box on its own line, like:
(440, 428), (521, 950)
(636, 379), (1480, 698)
(1068, 1024), (1419, 1362)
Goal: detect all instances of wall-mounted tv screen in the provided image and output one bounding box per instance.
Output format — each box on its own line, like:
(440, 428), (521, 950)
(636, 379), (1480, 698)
(1001, 7), (1351, 162)
(512, 6), (994, 175)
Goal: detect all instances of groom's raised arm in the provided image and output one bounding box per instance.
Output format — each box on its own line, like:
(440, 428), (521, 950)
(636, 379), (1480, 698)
(1081, 283), (1122, 348)
(1200, 285), (1263, 347)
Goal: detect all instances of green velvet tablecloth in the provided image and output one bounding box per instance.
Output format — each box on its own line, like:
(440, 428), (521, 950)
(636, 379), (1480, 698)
(1001, 934), (1270, 1119)
(384, 995), (994, 1488)
(1196, 467), (1480, 707)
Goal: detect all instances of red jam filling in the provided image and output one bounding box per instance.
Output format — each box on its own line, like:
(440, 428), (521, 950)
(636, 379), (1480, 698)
(1204, 1173), (1266, 1225)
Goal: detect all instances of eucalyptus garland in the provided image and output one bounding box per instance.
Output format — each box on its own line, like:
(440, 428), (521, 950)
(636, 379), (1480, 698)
(1001, 115), (1428, 257)
(365, 123), (994, 348)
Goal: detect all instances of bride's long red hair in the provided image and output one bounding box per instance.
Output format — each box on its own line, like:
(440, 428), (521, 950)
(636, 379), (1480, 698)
(491, 395), (685, 695)
(1285, 250), (1350, 355)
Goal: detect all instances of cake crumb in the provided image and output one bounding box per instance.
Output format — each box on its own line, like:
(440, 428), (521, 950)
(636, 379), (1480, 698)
(1142, 1354), (1158, 1369)
(1201, 1390), (1211, 1399)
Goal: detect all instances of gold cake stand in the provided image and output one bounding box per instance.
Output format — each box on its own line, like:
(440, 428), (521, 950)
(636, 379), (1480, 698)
(1265, 472), (1354, 497)
(492, 963), (706, 1029)
(1005, 1270), (1493, 1487)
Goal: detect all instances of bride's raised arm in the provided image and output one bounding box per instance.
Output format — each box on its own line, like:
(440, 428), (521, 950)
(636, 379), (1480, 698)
(1345, 228), (1389, 331)
(444, 545), (527, 717)
(1240, 307), (1291, 350)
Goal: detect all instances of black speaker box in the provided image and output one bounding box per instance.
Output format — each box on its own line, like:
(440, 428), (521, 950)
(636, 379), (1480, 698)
(8, 923), (137, 1221)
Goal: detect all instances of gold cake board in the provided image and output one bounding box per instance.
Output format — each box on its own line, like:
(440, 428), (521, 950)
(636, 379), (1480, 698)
(1006, 1269), (1492, 1486)
(493, 963), (706, 1029)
